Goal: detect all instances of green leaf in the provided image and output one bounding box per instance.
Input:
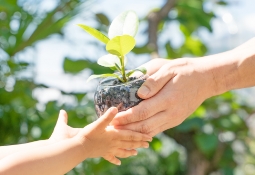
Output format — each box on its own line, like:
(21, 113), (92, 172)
(109, 66), (117, 71)
(108, 10), (139, 39)
(63, 57), (113, 74)
(132, 45), (153, 54)
(217, 1), (228, 6)
(175, 117), (204, 132)
(106, 35), (135, 56)
(97, 54), (121, 67)
(151, 137), (162, 152)
(87, 74), (122, 82)
(95, 13), (110, 26)
(194, 133), (218, 157)
(77, 24), (109, 44)
(126, 67), (147, 77)
(113, 63), (123, 73)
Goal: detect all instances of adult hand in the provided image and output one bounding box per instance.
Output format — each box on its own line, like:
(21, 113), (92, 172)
(111, 58), (217, 136)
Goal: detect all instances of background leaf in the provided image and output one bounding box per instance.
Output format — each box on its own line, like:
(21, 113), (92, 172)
(194, 133), (218, 158)
(63, 57), (113, 75)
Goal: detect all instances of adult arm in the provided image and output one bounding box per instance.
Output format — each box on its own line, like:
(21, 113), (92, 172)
(111, 37), (255, 136)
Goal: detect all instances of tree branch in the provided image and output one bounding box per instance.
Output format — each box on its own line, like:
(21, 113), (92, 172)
(147, 0), (176, 58)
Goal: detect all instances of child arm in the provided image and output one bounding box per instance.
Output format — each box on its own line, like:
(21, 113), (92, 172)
(0, 110), (80, 160)
(0, 107), (151, 175)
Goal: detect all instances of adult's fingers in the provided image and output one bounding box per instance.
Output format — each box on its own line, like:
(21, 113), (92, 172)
(103, 154), (121, 165)
(139, 58), (169, 75)
(115, 140), (149, 149)
(113, 149), (138, 158)
(148, 110), (187, 136)
(114, 111), (168, 135)
(138, 65), (176, 99)
(111, 82), (173, 126)
(111, 102), (152, 126)
(109, 128), (152, 141)
(148, 123), (171, 137)
(95, 107), (118, 129)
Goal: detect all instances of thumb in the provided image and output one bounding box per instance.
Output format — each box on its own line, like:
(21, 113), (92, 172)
(50, 110), (68, 139)
(96, 107), (118, 129)
(138, 66), (175, 99)
(57, 109), (68, 124)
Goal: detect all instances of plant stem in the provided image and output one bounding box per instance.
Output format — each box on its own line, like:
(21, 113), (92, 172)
(116, 75), (125, 82)
(120, 55), (127, 82)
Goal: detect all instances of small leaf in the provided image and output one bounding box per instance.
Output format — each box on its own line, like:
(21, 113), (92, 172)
(97, 54), (121, 67)
(95, 13), (110, 26)
(108, 10), (139, 39)
(87, 74), (122, 82)
(109, 66), (117, 71)
(114, 63), (122, 72)
(77, 24), (109, 44)
(106, 35), (135, 56)
(136, 67), (147, 74)
(126, 67), (147, 77)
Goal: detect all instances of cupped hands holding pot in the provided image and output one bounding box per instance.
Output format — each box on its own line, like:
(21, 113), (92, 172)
(111, 37), (255, 136)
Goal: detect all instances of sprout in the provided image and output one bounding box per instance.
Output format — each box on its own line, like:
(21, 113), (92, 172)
(78, 10), (147, 83)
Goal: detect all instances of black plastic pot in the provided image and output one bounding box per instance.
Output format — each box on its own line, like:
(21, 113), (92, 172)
(94, 74), (146, 117)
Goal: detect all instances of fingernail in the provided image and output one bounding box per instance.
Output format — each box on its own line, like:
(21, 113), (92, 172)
(133, 151), (138, 155)
(117, 161), (121, 165)
(145, 135), (152, 142)
(110, 107), (118, 114)
(138, 86), (150, 97)
(143, 144), (149, 148)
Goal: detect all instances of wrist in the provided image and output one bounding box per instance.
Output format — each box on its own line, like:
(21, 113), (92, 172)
(185, 58), (218, 99)
(198, 49), (240, 96)
(73, 136), (92, 159)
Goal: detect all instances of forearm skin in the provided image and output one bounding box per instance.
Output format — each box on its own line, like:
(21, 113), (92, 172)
(0, 138), (86, 175)
(199, 38), (255, 97)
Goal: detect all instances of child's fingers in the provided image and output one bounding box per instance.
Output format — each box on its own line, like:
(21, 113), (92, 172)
(116, 141), (149, 149)
(58, 110), (68, 124)
(103, 154), (121, 165)
(113, 148), (137, 158)
(95, 107), (118, 129)
(112, 129), (152, 142)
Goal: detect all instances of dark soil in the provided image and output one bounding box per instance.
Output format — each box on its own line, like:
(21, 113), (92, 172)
(94, 76), (146, 117)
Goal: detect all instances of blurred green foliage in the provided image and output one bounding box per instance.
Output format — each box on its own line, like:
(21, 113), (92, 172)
(0, 0), (94, 145)
(1, 0), (255, 175)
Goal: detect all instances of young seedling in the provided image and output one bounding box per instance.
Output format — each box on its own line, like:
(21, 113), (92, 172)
(78, 10), (146, 83)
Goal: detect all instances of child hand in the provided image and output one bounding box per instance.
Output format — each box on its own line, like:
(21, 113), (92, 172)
(75, 107), (152, 165)
(50, 110), (81, 142)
